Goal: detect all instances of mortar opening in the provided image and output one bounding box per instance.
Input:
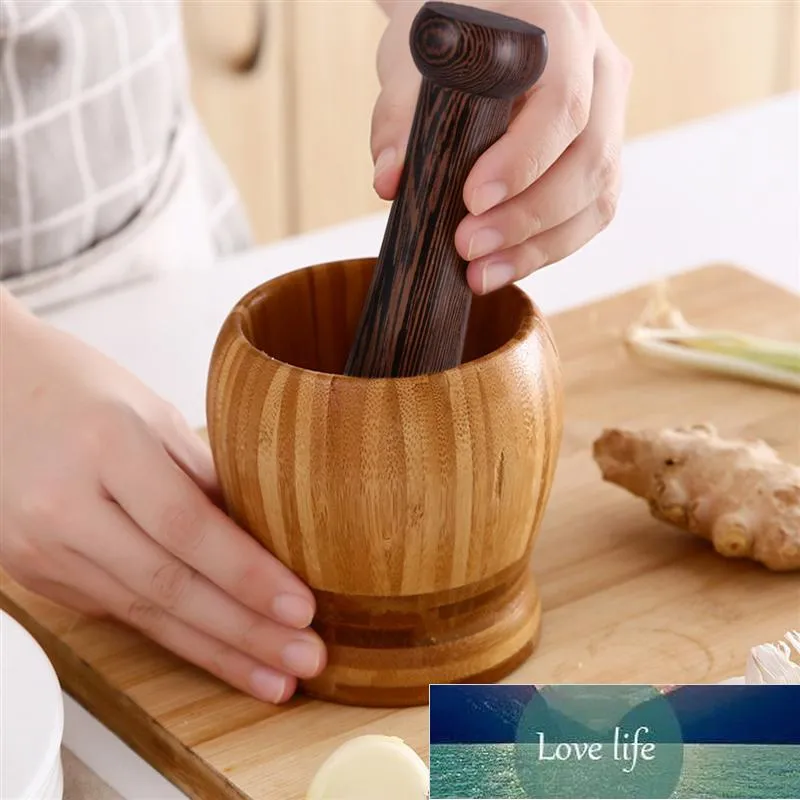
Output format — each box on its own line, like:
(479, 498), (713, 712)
(241, 259), (532, 376)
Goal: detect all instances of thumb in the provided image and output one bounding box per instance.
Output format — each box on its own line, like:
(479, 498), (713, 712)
(370, 76), (418, 200)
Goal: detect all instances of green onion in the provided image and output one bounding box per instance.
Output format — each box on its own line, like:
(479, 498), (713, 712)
(624, 283), (800, 392)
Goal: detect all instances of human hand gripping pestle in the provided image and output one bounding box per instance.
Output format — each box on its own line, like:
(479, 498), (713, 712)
(344, 1), (548, 378)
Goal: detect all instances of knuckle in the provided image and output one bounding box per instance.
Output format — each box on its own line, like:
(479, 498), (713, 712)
(237, 618), (266, 656)
(71, 399), (145, 469)
(520, 148), (540, 188)
(370, 91), (412, 152)
(160, 401), (187, 435)
(235, 562), (267, 608)
(570, 0), (596, 28)
(617, 52), (634, 83)
(126, 599), (166, 635)
(151, 560), (194, 610)
(525, 209), (544, 240)
(597, 188), (620, 228)
(156, 499), (206, 556)
(507, 201), (543, 242)
(207, 643), (235, 680)
(370, 92), (391, 130)
(564, 82), (591, 137)
(594, 141), (621, 190)
(523, 241), (548, 274)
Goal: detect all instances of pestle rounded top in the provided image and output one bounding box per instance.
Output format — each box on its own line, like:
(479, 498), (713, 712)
(410, 1), (548, 100)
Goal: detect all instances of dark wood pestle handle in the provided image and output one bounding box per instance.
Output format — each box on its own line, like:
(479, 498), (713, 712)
(344, 1), (547, 378)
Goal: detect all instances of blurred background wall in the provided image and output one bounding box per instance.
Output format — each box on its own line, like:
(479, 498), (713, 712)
(181, 0), (800, 245)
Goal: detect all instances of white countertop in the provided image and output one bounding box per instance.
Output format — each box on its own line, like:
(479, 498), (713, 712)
(38, 91), (800, 798)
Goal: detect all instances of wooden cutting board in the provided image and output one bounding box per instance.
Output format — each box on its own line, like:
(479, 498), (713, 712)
(2, 264), (798, 800)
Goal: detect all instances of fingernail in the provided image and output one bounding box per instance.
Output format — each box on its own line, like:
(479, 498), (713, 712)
(282, 639), (323, 678)
(481, 262), (516, 295)
(272, 593), (315, 628)
(467, 228), (504, 260)
(470, 181), (508, 216)
(250, 668), (290, 703)
(373, 147), (397, 182)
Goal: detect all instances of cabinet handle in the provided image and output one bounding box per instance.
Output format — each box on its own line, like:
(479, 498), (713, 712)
(231, 0), (267, 74)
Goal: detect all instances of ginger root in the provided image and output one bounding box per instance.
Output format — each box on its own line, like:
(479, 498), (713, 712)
(592, 423), (800, 571)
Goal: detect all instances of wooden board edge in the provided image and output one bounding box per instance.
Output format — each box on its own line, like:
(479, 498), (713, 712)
(0, 590), (248, 800)
(549, 261), (783, 316)
(654, 261), (764, 285)
(655, 261), (791, 291)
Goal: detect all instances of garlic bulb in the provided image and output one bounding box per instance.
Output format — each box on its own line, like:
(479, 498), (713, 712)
(745, 630), (800, 684)
(307, 734), (429, 800)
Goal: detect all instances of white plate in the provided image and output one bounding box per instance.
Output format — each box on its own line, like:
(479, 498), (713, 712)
(0, 610), (64, 800)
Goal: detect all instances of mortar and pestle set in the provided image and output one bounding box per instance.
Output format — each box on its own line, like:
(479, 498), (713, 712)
(206, 2), (563, 707)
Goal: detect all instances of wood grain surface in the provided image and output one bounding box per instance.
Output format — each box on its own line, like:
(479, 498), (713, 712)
(344, 2), (547, 377)
(206, 257), (563, 705)
(181, 0), (291, 244)
(2, 264), (798, 800)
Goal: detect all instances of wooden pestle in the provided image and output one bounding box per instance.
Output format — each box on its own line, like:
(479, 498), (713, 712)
(344, 1), (548, 378)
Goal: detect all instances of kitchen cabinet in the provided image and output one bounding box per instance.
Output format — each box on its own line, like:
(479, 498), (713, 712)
(182, 1), (799, 245)
(288, 1), (389, 232)
(181, 0), (292, 243)
(595, 0), (800, 137)
(181, 0), (387, 243)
